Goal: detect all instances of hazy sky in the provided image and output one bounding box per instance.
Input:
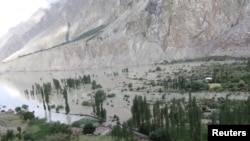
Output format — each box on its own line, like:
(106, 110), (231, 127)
(0, 0), (59, 38)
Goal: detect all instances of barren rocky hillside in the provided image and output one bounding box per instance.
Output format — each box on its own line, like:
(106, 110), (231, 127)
(0, 0), (250, 72)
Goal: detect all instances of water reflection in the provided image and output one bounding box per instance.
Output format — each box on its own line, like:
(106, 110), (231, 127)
(0, 65), (155, 124)
(0, 79), (83, 124)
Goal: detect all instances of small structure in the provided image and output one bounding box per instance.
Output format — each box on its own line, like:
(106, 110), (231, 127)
(205, 77), (213, 82)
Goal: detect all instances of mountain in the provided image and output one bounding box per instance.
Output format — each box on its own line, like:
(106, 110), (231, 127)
(0, 0), (250, 72)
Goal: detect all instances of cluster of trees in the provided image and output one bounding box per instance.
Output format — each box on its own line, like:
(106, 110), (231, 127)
(153, 60), (250, 92)
(91, 80), (102, 89)
(122, 68), (129, 73)
(42, 83), (52, 111)
(218, 96), (250, 124)
(32, 75), (94, 114)
(58, 75), (91, 89)
(112, 94), (203, 141)
(159, 76), (208, 92)
(111, 122), (135, 141)
(35, 81), (70, 114)
(131, 96), (151, 131)
(93, 90), (107, 123)
(1, 129), (20, 141)
(112, 94), (250, 141)
(15, 105), (35, 121)
(31, 119), (74, 141)
(32, 82), (52, 111)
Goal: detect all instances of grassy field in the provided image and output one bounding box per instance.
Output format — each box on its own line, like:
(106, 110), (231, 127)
(0, 112), (27, 134)
(79, 135), (113, 141)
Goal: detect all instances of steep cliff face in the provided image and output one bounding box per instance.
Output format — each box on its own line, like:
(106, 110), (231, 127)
(0, 0), (250, 71)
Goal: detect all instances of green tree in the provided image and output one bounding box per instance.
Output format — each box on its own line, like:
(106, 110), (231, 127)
(188, 94), (202, 141)
(23, 111), (35, 121)
(5, 130), (15, 141)
(83, 123), (96, 134)
(23, 133), (35, 141)
(111, 122), (122, 141)
(16, 126), (22, 140)
(63, 88), (70, 114)
(15, 107), (22, 114)
(53, 78), (61, 92)
(93, 90), (106, 122)
(149, 128), (171, 141)
(22, 104), (29, 110)
(92, 80), (97, 89)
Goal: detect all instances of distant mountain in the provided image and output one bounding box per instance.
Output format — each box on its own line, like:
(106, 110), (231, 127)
(0, 0), (250, 71)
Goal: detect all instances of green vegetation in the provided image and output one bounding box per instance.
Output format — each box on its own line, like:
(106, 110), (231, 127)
(24, 119), (73, 141)
(156, 66), (162, 71)
(63, 88), (70, 114)
(111, 94), (204, 141)
(81, 101), (95, 106)
(122, 68), (129, 73)
(160, 56), (245, 64)
(56, 105), (64, 113)
(43, 83), (52, 111)
(71, 118), (97, 128)
(73, 25), (106, 42)
(4, 57), (250, 141)
(91, 80), (102, 89)
(149, 60), (250, 92)
(111, 122), (135, 141)
(128, 83), (132, 89)
(53, 78), (61, 92)
(60, 75), (91, 89)
(107, 93), (116, 98)
(83, 123), (96, 134)
(219, 97), (250, 124)
(79, 135), (112, 141)
(93, 90), (107, 123)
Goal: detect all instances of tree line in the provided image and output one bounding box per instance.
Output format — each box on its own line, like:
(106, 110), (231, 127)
(112, 93), (203, 141)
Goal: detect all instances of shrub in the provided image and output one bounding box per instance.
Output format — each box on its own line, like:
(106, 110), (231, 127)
(128, 83), (133, 88)
(83, 123), (96, 134)
(107, 93), (116, 98)
(23, 133), (35, 141)
(156, 66), (162, 71)
(56, 105), (64, 113)
(71, 121), (81, 128)
(22, 111), (35, 121)
(81, 101), (94, 106)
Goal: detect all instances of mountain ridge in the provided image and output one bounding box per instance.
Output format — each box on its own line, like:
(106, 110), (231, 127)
(0, 0), (250, 72)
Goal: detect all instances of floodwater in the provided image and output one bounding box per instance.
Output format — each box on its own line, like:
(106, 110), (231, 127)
(0, 74), (85, 124)
(0, 64), (161, 124)
(1, 61), (247, 124)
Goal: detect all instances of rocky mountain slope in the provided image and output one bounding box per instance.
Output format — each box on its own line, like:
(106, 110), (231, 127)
(0, 0), (250, 72)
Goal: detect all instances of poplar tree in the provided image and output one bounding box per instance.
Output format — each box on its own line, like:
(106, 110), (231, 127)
(63, 88), (70, 114)
(93, 90), (107, 123)
(188, 95), (202, 141)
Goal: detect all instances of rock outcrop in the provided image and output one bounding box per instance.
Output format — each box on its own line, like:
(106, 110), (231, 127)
(0, 0), (250, 71)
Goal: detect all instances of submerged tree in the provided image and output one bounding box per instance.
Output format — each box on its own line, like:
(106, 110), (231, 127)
(93, 90), (106, 122)
(63, 88), (70, 114)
